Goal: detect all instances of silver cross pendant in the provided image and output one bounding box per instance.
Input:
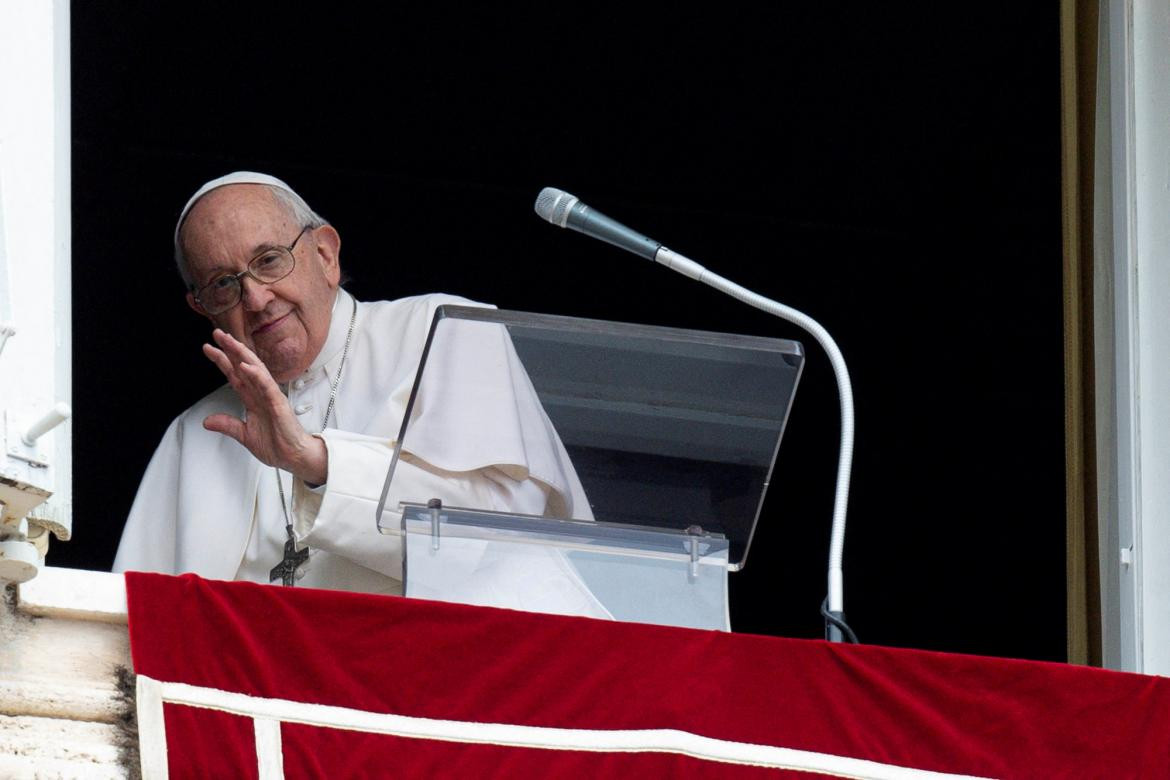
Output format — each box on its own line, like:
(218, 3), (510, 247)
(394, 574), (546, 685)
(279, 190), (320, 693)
(269, 537), (309, 586)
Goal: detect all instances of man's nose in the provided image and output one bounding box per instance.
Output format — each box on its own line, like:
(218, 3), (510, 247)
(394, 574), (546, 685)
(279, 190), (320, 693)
(239, 276), (273, 311)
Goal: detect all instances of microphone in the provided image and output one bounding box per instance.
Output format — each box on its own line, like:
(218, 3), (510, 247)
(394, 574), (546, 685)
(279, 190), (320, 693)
(534, 184), (858, 642)
(534, 187), (662, 261)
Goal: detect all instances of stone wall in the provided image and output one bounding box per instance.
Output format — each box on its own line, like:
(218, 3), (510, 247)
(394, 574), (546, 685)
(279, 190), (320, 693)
(1, 568), (134, 779)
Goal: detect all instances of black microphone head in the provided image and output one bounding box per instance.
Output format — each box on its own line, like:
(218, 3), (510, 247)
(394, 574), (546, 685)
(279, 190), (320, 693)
(534, 187), (579, 228)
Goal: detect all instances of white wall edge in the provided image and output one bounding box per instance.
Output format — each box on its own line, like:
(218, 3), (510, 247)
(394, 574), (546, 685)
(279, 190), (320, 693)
(1098, 0), (1170, 674)
(1130, 0), (1170, 676)
(17, 565), (128, 623)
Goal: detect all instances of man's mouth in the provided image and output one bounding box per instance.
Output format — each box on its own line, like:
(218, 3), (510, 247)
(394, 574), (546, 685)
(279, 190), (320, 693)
(251, 312), (290, 337)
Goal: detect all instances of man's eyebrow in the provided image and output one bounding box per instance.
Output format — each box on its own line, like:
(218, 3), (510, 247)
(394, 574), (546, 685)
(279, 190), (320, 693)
(198, 264), (233, 279)
(248, 240), (283, 254)
(195, 240), (284, 284)
(205, 242), (281, 271)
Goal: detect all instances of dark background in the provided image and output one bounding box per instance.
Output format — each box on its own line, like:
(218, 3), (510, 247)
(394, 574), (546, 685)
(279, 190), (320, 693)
(64, 5), (1064, 660)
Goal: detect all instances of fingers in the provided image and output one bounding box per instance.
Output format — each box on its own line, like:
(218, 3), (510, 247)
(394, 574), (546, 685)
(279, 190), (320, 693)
(204, 331), (279, 398)
(236, 361), (288, 409)
(203, 343), (255, 406)
(203, 413), (246, 443)
(202, 343), (238, 382)
(203, 331), (296, 447)
(205, 344), (284, 412)
(210, 330), (283, 397)
(212, 329), (262, 367)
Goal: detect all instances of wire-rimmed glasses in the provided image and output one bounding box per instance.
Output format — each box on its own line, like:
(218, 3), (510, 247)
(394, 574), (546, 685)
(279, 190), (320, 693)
(192, 226), (310, 315)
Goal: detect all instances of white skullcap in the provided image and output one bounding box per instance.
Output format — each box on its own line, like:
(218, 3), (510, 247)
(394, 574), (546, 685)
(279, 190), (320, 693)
(173, 171), (300, 253)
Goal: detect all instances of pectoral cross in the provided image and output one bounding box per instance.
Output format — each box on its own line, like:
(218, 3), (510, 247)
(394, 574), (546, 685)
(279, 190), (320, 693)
(269, 536), (309, 586)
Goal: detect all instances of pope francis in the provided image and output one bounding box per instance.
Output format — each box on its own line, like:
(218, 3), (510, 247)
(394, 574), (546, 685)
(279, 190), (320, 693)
(114, 172), (607, 618)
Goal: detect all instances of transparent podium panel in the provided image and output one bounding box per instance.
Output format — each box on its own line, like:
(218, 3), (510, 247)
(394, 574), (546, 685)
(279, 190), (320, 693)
(402, 503), (731, 630)
(376, 306), (802, 629)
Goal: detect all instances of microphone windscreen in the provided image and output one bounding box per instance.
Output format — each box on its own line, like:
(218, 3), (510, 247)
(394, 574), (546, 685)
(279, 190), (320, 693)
(534, 187), (578, 228)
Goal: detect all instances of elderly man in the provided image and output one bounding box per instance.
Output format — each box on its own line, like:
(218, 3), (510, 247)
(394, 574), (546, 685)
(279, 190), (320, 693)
(114, 172), (601, 613)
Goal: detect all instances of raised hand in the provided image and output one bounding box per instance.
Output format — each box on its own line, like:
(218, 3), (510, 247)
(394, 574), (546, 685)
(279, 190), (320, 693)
(201, 329), (328, 485)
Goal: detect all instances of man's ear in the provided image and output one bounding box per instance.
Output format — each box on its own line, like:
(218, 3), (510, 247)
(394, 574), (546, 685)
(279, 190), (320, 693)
(313, 225), (342, 287)
(186, 291), (214, 322)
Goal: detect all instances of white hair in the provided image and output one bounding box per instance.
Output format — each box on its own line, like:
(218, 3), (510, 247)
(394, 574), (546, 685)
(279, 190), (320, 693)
(174, 184), (329, 288)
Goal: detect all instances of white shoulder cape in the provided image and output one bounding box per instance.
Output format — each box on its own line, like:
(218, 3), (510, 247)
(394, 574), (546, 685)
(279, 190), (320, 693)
(113, 292), (595, 598)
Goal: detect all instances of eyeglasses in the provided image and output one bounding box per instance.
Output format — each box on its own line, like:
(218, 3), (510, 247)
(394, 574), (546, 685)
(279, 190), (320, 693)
(192, 226), (310, 315)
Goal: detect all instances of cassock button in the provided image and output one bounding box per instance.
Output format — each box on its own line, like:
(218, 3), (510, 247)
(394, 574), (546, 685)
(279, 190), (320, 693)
(292, 378), (307, 390)
(294, 403), (313, 415)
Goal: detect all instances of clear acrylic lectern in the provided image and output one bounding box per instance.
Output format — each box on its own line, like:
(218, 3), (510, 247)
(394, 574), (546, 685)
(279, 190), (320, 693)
(375, 306), (803, 630)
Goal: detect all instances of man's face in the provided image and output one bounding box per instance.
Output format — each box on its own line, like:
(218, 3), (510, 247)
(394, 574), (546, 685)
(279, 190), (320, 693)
(182, 185), (342, 383)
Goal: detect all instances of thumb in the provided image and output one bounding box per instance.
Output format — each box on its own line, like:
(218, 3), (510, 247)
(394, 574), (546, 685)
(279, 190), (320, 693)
(203, 413), (247, 444)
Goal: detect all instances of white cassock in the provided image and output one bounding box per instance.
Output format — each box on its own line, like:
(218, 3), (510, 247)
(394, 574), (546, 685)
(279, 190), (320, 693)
(114, 288), (611, 618)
